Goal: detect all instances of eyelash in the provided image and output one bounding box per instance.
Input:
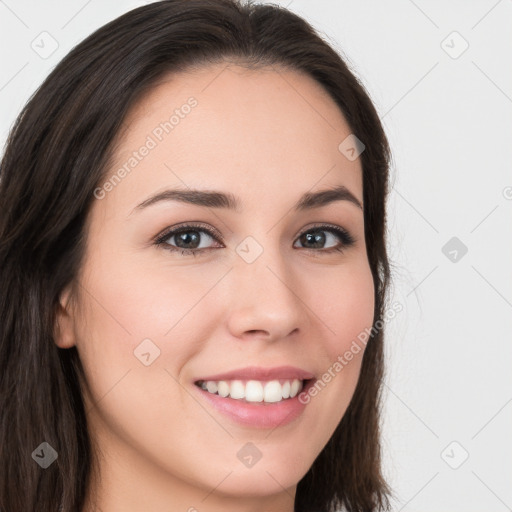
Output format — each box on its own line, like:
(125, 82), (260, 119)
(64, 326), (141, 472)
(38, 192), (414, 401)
(154, 222), (356, 257)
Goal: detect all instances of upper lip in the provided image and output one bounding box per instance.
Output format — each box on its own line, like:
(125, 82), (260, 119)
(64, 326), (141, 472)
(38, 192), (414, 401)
(194, 365), (315, 383)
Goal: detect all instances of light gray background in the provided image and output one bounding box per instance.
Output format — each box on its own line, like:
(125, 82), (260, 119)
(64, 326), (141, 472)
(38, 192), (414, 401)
(1, 1), (511, 511)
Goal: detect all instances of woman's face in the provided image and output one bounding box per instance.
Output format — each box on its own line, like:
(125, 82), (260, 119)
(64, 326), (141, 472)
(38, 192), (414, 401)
(57, 63), (375, 510)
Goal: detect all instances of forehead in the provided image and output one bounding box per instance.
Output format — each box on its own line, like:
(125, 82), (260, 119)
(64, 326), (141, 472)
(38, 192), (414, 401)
(103, 62), (363, 216)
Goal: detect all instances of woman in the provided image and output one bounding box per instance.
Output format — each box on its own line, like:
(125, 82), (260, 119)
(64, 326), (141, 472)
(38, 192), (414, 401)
(0, 1), (393, 510)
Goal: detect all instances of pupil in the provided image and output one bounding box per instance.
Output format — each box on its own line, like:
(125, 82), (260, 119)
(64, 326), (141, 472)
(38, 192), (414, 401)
(176, 231), (200, 249)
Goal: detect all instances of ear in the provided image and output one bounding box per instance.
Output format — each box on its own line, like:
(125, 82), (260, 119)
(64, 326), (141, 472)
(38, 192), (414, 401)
(53, 285), (77, 349)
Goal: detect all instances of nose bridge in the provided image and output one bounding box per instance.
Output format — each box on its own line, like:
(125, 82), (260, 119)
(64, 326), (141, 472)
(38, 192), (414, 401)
(226, 236), (305, 339)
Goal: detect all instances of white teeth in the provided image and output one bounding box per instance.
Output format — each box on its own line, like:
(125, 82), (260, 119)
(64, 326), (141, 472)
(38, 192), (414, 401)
(290, 379), (301, 398)
(282, 380), (291, 399)
(245, 380), (263, 402)
(263, 380), (283, 403)
(198, 378), (305, 403)
(229, 380), (245, 399)
(217, 381), (230, 397)
(206, 381), (218, 394)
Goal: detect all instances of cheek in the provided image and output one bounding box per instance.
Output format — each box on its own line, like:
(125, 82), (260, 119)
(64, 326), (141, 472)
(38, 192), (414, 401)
(73, 247), (230, 423)
(72, 253), (193, 404)
(315, 259), (375, 360)
(73, 255), (211, 466)
(300, 259), (375, 428)
(76, 248), (215, 352)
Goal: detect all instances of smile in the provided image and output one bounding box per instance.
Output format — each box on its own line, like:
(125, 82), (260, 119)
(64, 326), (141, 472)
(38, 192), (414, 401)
(195, 378), (305, 403)
(193, 378), (316, 429)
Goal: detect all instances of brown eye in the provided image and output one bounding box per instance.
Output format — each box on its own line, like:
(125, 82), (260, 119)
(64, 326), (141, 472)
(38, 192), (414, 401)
(294, 225), (355, 253)
(166, 229), (212, 250)
(155, 223), (223, 255)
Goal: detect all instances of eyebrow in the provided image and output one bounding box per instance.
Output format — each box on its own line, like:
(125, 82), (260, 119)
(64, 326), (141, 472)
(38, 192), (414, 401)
(129, 184), (363, 216)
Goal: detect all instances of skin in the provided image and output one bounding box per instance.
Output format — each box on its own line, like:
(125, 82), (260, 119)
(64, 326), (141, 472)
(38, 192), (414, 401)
(55, 62), (375, 512)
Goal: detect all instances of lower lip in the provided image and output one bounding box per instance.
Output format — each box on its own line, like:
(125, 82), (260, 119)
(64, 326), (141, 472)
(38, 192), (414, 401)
(193, 379), (316, 429)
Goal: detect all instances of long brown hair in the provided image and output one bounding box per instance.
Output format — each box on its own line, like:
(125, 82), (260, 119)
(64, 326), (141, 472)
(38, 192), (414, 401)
(0, 1), (393, 510)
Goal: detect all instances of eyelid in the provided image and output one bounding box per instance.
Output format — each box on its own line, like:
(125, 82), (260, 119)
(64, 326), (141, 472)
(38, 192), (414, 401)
(297, 222), (355, 241)
(154, 221), (224, 246)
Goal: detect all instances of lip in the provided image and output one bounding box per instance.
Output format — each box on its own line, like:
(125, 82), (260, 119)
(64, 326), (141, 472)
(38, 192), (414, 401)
(193, 365), (315, 383)
(193, 377), (316, 429)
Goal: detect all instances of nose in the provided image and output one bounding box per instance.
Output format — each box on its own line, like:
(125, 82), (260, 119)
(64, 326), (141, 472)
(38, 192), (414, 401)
(226, 246), (307, 342)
